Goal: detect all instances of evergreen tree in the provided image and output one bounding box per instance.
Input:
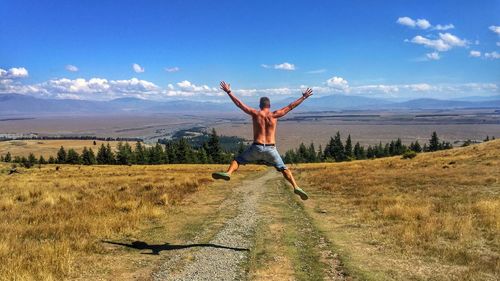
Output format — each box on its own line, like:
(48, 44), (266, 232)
(484, 135), (490, 142)
(147, 143), (165, 164)
(66, 149), (80, 164)
(165, 141), (178, 164)
(207, 128), (223, 163)
(410, 140), (422, 153)
(176, 138), (193, 164)
(307, 143), (318, 162)
(97, 144), (107, 164)
(394, 138), (405, 155)
(134, 141), (146, 164)
(283, 150), (297, 164)
(317, 145), (323, 161)
(81, 147), (96, 165)
(21, 156), (32, 168)
(297, 143), (308, 163)
(38, 155), (47, 164)
(345, 135), (353, 159)
(353, 142), (366, 159)
(105, 143), (115, 164)
(323, 137), (334, 161)
(4, 152), (11, 162)
(28, 153), (37, 165)
(57, 146), (67, 163)
(332, 131), (345, 162)
(48, 156), (56, 164)
(429, 131), (440, 152)
(197, 147), (209, 164)
(0, 155), (3, 162)
(367, 145), (375, 158)
(116, 142), (134, 165)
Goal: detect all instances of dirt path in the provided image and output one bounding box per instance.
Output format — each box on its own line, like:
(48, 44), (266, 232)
(152, 169), (347, 281)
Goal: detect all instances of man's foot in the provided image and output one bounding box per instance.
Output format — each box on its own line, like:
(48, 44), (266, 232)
(294, 187), (309, 200)
(212, 172), (231, 181)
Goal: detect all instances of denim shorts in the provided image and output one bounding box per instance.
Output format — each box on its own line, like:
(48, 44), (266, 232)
(235, 144), (288, 171)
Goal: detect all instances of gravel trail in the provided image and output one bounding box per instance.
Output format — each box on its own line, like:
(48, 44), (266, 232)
(152, 169), (278, 281)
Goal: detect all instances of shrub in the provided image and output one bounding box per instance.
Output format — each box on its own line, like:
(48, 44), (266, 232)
(401, 150), (417, 159)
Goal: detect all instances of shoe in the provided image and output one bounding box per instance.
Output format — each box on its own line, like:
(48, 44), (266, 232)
(294, 187), (309, 200)
(212, 172), (231, 181)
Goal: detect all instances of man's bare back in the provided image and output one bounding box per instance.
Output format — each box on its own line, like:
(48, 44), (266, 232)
(212, 81), (312, 200)
(252, 110), (277, 144)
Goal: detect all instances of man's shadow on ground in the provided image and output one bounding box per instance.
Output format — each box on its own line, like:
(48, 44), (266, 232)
(102, 240), (249, 255)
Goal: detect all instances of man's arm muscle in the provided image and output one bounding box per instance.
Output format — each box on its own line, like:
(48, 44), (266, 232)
(220, 81), (256, 115)
(272, 88), (313, 118)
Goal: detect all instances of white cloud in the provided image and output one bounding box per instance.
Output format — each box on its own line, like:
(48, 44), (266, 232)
(410, 33), (468, 52)
(405, 83), (433, 91)
(489, 25), (500, 35)
(261, 62), (296, 71)
(397, 16), (452, 30)
(165, 66), (180, 72)
(65, 65), (79, 72)
(469, 50), (481, 57)
(439, 32), (467, 47)
(410, 35), (451, 51)
(397, 17), (417, 28)
(354, 85), (400, 94)
(426, 52), (440, 60)
(326, 76), (349, 91)
(434, 24), (455, 31)
(235, 88), (294, 97)
(167, 80), (220, 96)
(416, 19), (431, 29)
(0, 67), (29, 79)
(484, 51), (500, 59)
(132, 63), (145, 73)
(274, 62), (295, 70)
(497, 42), (500, 47)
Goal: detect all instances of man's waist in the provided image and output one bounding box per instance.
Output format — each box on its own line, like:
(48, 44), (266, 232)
(253, 141), (275, 147)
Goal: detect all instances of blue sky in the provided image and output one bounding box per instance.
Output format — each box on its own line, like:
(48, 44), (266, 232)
(0, 0), (499, 101)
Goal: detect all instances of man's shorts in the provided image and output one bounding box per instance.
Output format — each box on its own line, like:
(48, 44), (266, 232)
(235, 143), (288, 171)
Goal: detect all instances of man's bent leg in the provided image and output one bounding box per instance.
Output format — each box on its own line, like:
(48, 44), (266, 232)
(281, 168), (298, 188)
(281, 168), (308, 200)
(226, 160), (239, 175)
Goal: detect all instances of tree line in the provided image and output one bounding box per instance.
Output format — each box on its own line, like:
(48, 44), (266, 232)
(282, 131), (456, 164)
(1, 130), (495, 168)
(0, 135), (142, 142)
(2, 129), (239, 168)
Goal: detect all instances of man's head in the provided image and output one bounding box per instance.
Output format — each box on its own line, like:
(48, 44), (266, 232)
(259, 97), (271, 109)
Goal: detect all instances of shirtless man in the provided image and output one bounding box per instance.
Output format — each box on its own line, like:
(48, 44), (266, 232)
(212, 81), (312, 200)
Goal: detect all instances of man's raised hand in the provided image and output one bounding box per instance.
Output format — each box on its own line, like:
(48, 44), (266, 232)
(220, 81), (231, 94)
(302, 88), (313, 98)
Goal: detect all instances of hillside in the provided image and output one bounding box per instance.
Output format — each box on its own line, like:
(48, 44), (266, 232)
(295, 139), (500, 280)
(0, 140), (498, 280)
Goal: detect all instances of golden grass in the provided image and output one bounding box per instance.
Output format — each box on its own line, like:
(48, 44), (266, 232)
(295, 140), (500, 280)
(0, 139), (125, 158)
(0, 163), (263, 280)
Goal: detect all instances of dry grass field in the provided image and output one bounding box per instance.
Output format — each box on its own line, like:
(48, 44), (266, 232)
(295, 140), (500, 280)
(0, 163), (263, 280)
(0, 139), (126, 158)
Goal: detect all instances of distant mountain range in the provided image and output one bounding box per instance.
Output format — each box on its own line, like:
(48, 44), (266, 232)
(1, 93), (499, 115)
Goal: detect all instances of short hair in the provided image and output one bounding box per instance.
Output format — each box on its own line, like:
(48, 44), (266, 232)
(259, 97), (270, 109)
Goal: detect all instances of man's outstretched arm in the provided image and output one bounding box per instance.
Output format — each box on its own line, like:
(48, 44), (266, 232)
(272, 88), (313, 118)
(220, 81), (256, 115)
